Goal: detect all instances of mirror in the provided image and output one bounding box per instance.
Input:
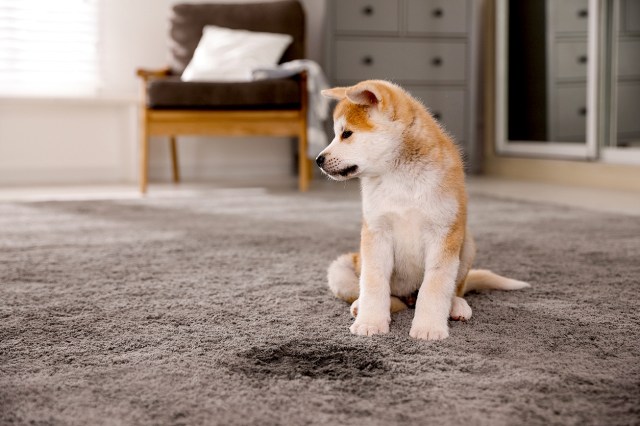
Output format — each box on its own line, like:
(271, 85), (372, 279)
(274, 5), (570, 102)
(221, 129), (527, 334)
(507, 0), (590, 143)
(605, 0), (640, 150)
(497, 0), (640, 162)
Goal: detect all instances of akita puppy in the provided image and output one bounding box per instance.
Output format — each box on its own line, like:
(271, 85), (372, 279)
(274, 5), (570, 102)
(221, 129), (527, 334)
(317, 80), (529, 340)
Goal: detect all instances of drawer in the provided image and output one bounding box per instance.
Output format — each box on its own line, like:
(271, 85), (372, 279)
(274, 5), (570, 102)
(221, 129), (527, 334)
(406, 0), (468, 35)
(552, 86), (587, 140)
(618, 40), (640, 78)
(335, 40), (467, 82)
(555, 41), (588, 80)
(335, 0), (399, 33)
(617, 83), (640, 135)
(549, 0), (589, 34)
(409, 88), (465, 142)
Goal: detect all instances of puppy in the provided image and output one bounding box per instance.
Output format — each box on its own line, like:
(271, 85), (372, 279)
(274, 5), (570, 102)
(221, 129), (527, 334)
(317, 80), (529, 340)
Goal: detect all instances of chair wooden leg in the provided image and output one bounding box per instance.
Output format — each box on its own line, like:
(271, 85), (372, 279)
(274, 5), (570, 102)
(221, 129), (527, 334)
(298, 70), (310, 192)
(306, 158), (314, 181)
(139, 110), (149, 194)
(298, 129), (310, 192)
(169, 136), (180, 183)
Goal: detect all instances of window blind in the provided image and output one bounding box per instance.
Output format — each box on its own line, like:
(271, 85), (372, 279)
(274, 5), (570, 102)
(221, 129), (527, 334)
(0, 0), (100, 96)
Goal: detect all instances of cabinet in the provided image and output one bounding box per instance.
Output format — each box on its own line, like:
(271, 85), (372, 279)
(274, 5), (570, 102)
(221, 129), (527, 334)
(325, 0), (481, 171)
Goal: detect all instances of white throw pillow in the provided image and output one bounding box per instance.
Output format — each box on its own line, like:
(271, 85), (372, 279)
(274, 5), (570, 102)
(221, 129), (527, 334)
(181, 25), (293, 82)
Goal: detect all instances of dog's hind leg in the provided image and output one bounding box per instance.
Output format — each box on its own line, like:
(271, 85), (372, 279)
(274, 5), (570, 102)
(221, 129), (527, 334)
(449, 296), (472, 321)
(329, 252), (409, 317)
(327, 253), (360, 303)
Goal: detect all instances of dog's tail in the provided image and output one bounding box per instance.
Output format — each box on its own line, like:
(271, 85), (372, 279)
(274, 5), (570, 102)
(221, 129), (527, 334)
(462, 269), (530, 295)
(327, 253), (360, 303)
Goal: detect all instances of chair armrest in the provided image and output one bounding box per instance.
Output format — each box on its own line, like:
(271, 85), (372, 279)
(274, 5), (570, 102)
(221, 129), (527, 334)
(136, 67), (171, 81)
(136, 67), (171, 106)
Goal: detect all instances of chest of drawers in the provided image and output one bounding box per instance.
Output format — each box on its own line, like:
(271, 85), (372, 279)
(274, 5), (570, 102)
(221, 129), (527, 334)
(325, 0), (482, 171)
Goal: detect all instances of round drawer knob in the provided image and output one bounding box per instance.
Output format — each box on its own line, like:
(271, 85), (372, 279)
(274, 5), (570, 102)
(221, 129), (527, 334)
(433, 112), (442, 121)
(431, 57), (443, 67)
(362, 5), (374, 15)
(578, 55), (588, 64)
(432, 8), (444, 18)
(578, 9), (588, 18)
(362, 56), (374, 66)
(578, 107), (587, 116)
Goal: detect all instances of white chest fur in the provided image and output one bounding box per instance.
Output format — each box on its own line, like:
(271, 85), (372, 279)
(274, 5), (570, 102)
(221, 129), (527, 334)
(361, 172), (458, 296)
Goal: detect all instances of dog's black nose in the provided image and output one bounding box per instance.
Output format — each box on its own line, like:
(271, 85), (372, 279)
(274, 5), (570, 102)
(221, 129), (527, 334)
(316, 155), (326, 167)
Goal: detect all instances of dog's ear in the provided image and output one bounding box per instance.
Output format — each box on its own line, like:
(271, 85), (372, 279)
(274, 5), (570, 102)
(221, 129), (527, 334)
(347, 80), (410, 122)
(321, 87), (348, 100)
(345, 84), (382, 108)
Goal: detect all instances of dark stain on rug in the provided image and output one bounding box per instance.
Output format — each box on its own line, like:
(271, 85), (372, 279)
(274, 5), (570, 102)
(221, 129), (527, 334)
(233, 341), (387, 380)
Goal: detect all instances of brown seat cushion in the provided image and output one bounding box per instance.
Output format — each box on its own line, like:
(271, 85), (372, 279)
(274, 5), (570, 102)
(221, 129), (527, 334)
(147, 76), (302, 110)
(169, 0), (305, 76)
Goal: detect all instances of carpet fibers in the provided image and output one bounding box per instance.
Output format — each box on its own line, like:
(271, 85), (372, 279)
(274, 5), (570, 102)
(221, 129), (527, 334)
(1, 188), (639, 425)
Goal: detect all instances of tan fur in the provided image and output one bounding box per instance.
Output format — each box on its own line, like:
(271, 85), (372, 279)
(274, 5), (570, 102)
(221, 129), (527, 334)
(350, 252), (361, 278)
(358, 220), (385, 294)
(334, 102), (375, 135)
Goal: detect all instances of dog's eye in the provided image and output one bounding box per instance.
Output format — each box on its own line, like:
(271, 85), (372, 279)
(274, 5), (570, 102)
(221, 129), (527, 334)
(341, 130), (353, 139)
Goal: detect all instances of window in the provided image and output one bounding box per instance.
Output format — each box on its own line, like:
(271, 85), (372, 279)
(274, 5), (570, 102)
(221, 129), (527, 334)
(0, 0), (100, 96)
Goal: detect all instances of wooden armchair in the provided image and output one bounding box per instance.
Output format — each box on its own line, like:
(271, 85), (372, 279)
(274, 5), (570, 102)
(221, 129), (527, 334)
(136, 0), (312, 193)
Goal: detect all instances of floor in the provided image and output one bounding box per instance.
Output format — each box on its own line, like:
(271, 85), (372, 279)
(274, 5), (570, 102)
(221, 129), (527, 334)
(1, 176), (638, 216)
(466, 177), (640, 216)
(2, 176), (639, 425)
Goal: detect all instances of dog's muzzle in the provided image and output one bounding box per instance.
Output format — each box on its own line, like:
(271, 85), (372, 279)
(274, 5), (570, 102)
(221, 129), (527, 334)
(316, 154), (359, 180)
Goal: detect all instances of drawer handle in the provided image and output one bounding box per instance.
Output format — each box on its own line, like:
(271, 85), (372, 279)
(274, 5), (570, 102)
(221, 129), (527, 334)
(433, 112), (442, 121)
(577, 9), (588, 18)
(362, 56), (374, 66)
(431, 57), (443, 67)
(432, 8), (444, 18)
(578, 107), (587, 116)
(362, 5), (374, 15)
(578, 55), (588, 64)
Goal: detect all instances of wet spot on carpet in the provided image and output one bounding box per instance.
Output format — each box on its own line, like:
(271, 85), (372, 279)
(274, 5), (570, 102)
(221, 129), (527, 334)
(233, 341), (387, 380)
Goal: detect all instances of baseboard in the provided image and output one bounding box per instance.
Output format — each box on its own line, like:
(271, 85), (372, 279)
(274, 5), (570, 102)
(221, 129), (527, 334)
(0, 167), (134, 186)
(484, 155), (640, 192)
(147, 163), (295, 182)
(0, 164), (299, 187)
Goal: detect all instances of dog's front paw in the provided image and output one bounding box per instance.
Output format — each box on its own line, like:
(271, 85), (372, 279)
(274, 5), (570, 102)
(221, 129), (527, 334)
(350, 317), (389, 336)
(409, 323), (449, 341)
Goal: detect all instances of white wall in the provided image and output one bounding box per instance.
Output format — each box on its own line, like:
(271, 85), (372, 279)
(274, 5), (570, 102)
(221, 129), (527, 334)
(0, 98), (137, 185)
(0, 0), (326, 186)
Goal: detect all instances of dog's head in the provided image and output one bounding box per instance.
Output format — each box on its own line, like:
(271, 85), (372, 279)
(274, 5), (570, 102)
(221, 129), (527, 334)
(316, 80), (414, 181)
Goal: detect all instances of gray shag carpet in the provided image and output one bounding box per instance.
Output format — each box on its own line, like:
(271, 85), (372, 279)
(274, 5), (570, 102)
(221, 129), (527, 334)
(1, 186), (639, 426)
